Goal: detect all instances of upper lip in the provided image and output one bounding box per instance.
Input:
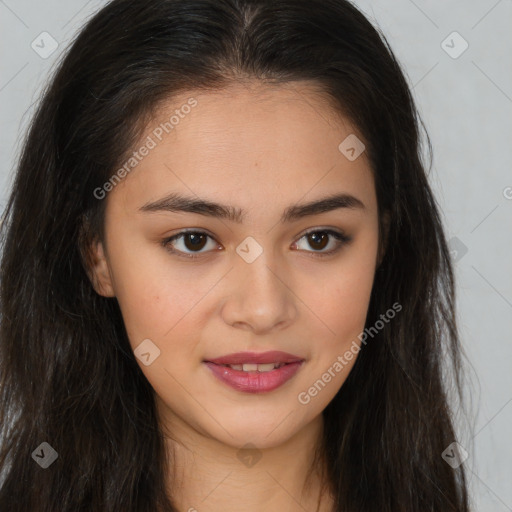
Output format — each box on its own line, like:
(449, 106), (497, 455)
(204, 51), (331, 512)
(205, 351), (304, 365)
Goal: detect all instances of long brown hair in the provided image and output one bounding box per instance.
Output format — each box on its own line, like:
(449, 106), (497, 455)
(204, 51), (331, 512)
(0, 0), (471, 510)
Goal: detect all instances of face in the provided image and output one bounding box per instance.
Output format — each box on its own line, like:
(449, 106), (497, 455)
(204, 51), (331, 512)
(89, 81), (382, 449)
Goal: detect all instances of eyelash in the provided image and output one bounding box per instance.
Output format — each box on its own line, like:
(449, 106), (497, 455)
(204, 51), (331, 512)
(161, 228), (351, 260)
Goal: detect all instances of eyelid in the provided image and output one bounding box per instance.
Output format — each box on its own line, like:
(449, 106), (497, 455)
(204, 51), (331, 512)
(293, 227), (351, 258)
(162, 227), (351, 260)
(162, 229), (220, 260)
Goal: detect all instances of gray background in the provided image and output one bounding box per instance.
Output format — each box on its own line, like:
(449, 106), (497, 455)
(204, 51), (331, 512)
(1, 1), (511, 510)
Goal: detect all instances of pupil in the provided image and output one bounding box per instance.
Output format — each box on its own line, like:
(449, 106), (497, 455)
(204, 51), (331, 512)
(310, 233), (327, 250)
(186, 233), (206, 251)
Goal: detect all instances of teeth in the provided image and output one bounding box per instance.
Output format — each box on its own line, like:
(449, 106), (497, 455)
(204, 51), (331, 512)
(225, 363), (283, 372)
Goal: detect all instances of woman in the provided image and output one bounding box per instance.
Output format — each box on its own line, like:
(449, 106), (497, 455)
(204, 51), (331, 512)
(0, 0), (471, 510)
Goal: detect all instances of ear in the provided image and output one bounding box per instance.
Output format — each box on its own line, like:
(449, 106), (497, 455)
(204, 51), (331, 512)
(87, 240), (116, 297)
(377, 210), (391, 268)
(79, 221), (116, 297)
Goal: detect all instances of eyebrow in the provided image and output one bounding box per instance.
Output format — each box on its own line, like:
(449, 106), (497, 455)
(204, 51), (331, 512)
(139, 192), (365, 223)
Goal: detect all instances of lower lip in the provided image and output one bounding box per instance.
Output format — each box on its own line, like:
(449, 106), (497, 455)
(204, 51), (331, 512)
(203, 361), (304, 393)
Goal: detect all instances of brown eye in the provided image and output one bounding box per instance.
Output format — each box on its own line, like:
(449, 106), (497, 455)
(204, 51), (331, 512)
(163, 231), (219, 259)
(182, 233), (208, 251)
(293, 229), (351, 257)
(307, 232), (329, 251)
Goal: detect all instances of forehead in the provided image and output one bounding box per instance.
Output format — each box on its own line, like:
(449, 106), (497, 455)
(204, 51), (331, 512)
(109, 80), (376, 217)
(158, 80), (354, 156)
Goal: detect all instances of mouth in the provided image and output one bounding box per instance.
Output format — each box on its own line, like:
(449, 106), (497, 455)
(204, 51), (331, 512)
(204, 350), (304, 366)
(203, 358), (305, 393)
(213, 362), (289, 372)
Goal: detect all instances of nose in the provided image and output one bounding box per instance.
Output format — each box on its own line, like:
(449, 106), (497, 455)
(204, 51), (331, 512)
(220, 250), (298, 334)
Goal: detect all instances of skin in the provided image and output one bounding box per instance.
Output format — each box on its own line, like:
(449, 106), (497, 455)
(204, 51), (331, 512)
(88, 80), (386, 512)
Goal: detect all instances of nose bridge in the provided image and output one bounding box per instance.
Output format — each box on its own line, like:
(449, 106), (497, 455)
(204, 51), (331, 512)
(239, 250), (280, 296)
(221, 236), (296, 332)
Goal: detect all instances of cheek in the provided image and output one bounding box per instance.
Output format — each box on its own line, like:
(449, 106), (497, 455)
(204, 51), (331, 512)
(334, 267), (374, 333)
(311, 238), (377, 350)
(106, 234), (212, 350)
(296, 254), (376, 409)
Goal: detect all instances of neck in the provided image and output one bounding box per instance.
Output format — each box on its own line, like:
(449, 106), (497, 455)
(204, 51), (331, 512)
(157, 403), (333, 512)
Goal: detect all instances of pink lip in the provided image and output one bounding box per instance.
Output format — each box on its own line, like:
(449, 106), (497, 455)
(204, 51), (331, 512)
(204, 361), (304, 393)
(204, 351), (304, 365)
